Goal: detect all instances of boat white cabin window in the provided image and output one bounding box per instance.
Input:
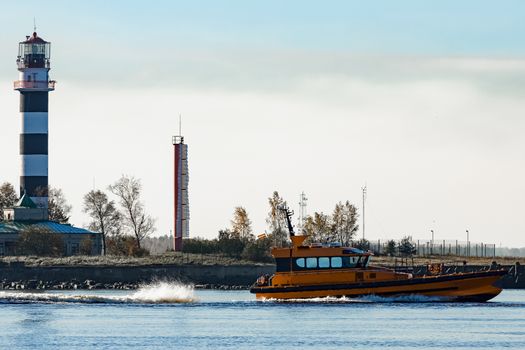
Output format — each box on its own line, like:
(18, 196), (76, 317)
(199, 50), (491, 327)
(293, 256), (370, 270)
(331, 257), (342, 268)
(318, 257), (330, 268)
(306, 257), (317, 268)
(341, 256), (359, 268)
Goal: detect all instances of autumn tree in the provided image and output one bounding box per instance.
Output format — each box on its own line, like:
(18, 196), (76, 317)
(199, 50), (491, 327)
(303, 212), (332, 243)
(0, 182), (17, 220)
(83, 189), (122, 255)
(109, 175), (155, 249)
(266, 191), (288, 247)
(231, 206), (253, 241)
(35, 186), (72, 222)
(106, 235), (149, 257)
(331, 201), (359, 246)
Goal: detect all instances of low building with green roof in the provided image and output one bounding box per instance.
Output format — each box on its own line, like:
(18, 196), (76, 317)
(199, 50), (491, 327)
(0, 194), (102, 256)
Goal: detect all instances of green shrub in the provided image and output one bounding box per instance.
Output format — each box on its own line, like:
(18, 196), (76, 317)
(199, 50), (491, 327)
(354, 238), (370, 251)
(398, 236), (416, 257)
(106, 236), (149, 257)
(79, 237), (93, 255)
(242, 238), (273, 262)
(217, 237), (246, 258)
(182, 238), (219, 254)
(17, 227), (65, 257)
(385, 239), (397, 257)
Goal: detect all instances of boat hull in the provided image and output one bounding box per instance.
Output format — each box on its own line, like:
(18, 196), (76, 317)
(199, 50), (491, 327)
(250, 270), (506, 302)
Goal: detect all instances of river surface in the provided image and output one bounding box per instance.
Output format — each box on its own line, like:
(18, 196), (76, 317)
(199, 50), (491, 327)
(0, 283), (523, 349)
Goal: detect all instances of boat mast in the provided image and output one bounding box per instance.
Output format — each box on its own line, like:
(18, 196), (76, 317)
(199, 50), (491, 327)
(279, 205), (295, 237)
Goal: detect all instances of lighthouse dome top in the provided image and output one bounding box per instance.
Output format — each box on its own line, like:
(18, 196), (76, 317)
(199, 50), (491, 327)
(17, 31), (51, 69)
(21, 32), (48, 44)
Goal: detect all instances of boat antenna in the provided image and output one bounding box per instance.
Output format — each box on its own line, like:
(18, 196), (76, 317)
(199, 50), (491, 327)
(361, 184), (367, 240)
(278, 204), (295, 237)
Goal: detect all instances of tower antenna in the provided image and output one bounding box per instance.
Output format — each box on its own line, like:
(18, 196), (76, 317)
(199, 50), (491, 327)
(361, 184), (367, 240)
(33, 17), (36, 32)
(179, 114), (182, 136)
(298, 192), (308, 234)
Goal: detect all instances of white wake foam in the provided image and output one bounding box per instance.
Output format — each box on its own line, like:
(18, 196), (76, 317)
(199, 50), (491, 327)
(263, 294), (449, 303)
(0, 282), (195, 304)
(130, 281), (195, 303)
(351, 294), (449, 303)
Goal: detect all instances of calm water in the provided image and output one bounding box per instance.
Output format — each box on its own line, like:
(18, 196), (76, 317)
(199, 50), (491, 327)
(0, 284), (524, 349)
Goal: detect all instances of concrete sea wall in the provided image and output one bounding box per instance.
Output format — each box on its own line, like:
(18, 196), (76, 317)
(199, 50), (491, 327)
(0, 263), (275, 288)
(0, 263), (522, 289)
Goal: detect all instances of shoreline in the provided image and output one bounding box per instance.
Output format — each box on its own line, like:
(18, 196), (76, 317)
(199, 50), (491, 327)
(0, 280), (250, 291)
(0, 254), (522, 290)
(0, 261), (522, 290)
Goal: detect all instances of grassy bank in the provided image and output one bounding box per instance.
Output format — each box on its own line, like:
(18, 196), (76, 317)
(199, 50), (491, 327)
(0, 252), (271, 267)
(0, 253), (522, 267)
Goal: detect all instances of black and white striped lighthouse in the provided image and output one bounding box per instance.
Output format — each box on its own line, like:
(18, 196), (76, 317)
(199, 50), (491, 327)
(13, 32), (55, 209)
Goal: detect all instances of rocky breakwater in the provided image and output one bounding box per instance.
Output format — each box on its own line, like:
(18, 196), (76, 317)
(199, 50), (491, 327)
(0, 259), (522, 290)
(0, 279), (250, 291)
(0, 279), (138, 290)
(0, 261), (274, 290)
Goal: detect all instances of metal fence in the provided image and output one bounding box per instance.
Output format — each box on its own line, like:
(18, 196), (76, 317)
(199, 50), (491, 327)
(368, 239), (497, 258)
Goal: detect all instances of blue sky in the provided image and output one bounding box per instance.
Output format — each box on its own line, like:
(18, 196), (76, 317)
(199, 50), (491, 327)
(1, 1), (524, 246)
(1, 1), (524, 88)
(2, 1), (525, 57)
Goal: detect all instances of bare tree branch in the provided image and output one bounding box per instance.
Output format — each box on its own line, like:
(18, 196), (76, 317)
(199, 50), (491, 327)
(109, 175), (156, 249)
(83, 189), (122, 255)
(35, 186), (72, 223)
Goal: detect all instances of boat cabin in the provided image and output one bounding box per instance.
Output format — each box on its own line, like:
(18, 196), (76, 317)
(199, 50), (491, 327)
(271, 235), (372, 273)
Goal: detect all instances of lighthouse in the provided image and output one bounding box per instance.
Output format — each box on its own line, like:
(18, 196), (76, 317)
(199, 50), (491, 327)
(13, 31), (55, 211)
(0, 30), (106, 257)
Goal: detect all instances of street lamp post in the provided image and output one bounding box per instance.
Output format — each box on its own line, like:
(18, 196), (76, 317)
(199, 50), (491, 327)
(430, 229), (434, 255)
(466, 229), (469, 256)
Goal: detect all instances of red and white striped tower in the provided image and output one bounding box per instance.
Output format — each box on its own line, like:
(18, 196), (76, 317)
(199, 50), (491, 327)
(173, 135), (189, 251)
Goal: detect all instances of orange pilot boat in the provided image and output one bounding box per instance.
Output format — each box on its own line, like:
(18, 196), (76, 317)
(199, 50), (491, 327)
(250, 207), (507, 302)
